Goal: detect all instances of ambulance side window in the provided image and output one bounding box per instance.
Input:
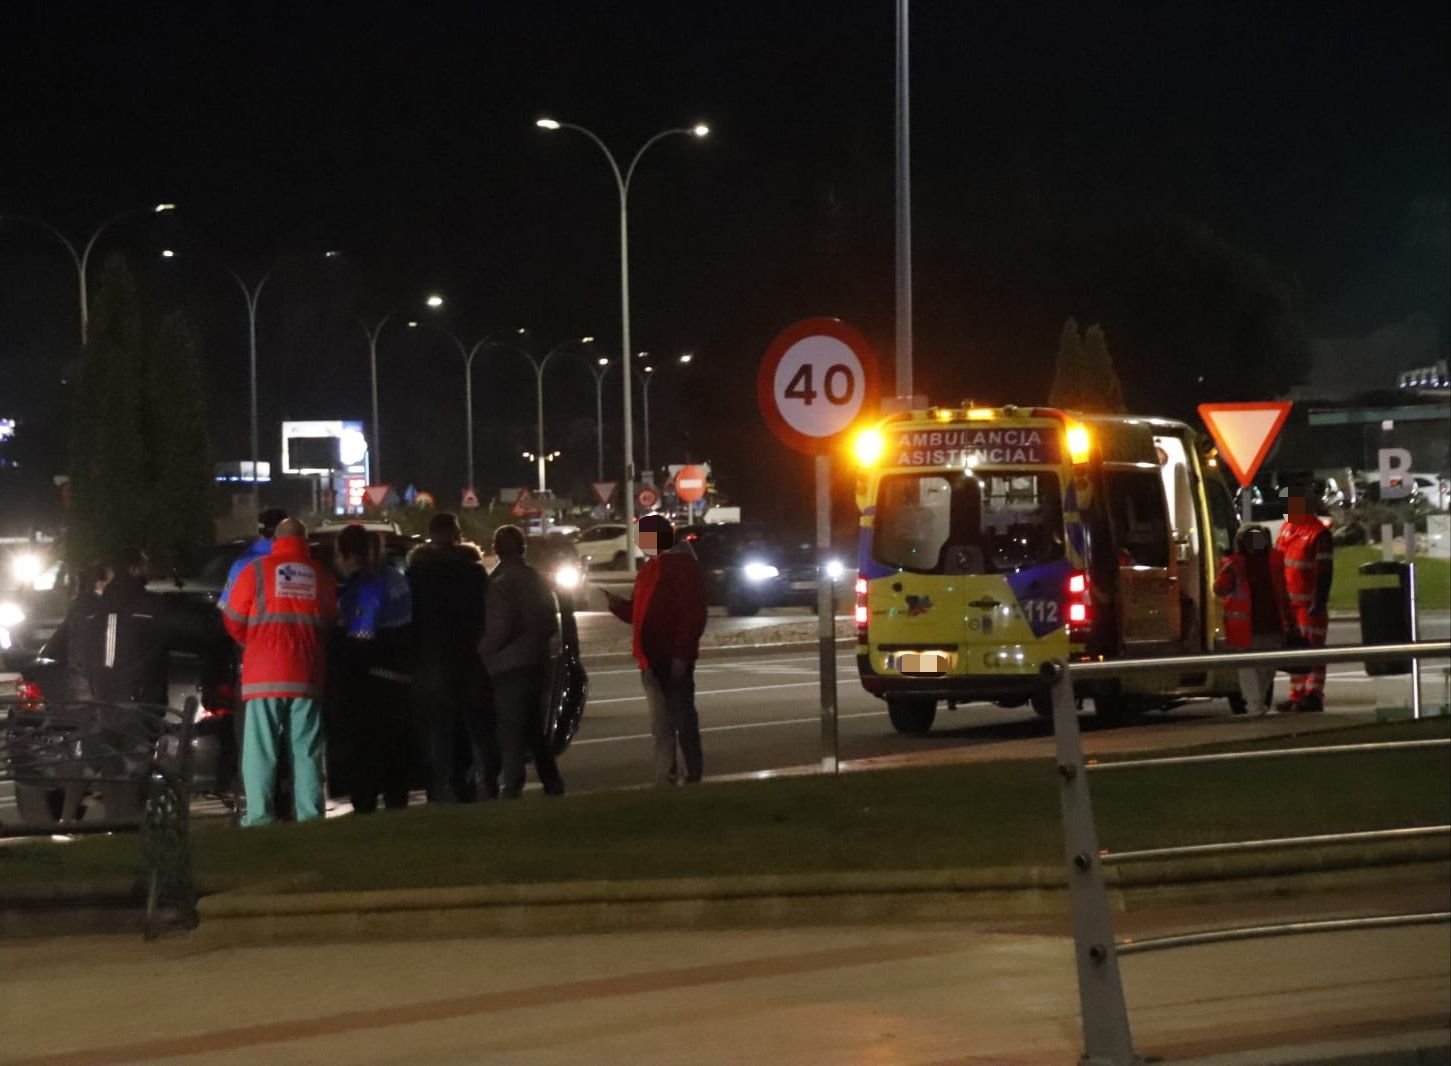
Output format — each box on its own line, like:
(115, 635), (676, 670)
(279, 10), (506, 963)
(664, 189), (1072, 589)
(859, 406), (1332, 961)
(874, 475), (954, 572)
(1103, 468), (1171, 569)
(1204, 477), (1238, 557)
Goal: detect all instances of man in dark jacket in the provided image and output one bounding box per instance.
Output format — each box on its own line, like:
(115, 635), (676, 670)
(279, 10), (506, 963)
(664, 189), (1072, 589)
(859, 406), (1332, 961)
(479, 524), (564, 798)
(44, 547), (224, 820)
(406, 512), (498, 801)
(334, 524), (414, 813)
(606, 514), (708, 785)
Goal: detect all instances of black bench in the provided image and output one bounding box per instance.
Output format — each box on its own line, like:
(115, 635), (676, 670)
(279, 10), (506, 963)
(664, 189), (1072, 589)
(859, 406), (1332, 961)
(1, 694), (197, 938)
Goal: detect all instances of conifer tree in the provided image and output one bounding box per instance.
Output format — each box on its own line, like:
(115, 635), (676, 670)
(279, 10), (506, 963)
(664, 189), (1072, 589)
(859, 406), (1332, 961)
(1048, 317), (1127, 412)
(145, 312), (215, 573)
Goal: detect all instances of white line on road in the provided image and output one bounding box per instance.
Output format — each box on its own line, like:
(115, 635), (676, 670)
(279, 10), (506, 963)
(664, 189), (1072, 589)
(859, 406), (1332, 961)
(585, 680), (827, 705)
(572, 710), (885, 746)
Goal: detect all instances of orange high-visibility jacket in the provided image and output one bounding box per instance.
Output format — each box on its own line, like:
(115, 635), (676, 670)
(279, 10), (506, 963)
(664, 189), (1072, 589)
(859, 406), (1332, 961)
(1276, 515), (1334, 618)
(222, 535), (337, 701)
(1213, 550), (1290, 648)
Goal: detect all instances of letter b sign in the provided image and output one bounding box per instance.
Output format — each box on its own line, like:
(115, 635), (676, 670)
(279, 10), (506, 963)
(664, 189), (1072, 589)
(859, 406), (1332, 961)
(1378, 447), (1413, 500)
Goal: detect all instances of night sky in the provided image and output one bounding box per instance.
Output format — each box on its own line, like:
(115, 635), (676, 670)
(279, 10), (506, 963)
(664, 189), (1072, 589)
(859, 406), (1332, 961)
(2, 1), (1447, 527)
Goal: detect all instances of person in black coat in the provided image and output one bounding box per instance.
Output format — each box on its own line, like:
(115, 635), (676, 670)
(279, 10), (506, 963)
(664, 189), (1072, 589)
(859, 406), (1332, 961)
(42, 547), (224, 820)
(405, 513), (499, 801)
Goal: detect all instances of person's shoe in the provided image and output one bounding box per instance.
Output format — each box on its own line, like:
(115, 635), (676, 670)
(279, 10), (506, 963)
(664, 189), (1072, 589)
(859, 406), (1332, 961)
(1274, 698), (1300, 712)
(1295, 694), (1324, 712)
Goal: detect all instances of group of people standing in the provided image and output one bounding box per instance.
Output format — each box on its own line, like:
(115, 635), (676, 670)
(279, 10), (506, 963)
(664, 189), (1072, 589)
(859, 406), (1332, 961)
(1213, 485), (1335, 715)
(222, 511), (566, 827)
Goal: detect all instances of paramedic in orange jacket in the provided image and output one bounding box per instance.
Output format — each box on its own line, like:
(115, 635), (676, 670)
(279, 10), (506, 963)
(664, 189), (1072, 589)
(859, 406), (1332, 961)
(1213, 524), (1293, 715)
(1274, 486), (1334, 712)
(222, 518), (338, 826)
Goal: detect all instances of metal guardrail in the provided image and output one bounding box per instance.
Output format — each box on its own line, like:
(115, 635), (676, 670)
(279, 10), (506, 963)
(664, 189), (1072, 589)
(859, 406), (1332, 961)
(0, 695), (198, 938)
(1046, 640), (1451, 1066)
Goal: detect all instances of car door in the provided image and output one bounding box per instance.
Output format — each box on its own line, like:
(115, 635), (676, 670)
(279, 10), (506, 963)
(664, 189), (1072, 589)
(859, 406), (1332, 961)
(1102, 465), (1181, 651)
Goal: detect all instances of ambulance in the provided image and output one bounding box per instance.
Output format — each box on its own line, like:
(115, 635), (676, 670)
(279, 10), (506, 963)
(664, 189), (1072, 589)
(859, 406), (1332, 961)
(850, 403), (1244, 734)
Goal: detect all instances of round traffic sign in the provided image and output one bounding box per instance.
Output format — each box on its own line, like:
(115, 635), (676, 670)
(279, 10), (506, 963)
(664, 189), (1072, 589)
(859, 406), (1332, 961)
(758, 318), (879, 454)
(674, 464), (708, 503)
(635, 485), (660, 510)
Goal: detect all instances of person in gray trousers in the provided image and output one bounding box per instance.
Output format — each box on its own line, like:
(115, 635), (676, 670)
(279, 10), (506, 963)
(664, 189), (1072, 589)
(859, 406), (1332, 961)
(478, 525), (564, 798)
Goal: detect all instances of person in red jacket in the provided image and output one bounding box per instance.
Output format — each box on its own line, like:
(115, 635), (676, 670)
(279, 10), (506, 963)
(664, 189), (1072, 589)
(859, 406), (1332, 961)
(222, 518), (338, 826)
(1213, 524), (1294, 715)
(606, 514), (708, 784)
(1275, 486), (1335, 712)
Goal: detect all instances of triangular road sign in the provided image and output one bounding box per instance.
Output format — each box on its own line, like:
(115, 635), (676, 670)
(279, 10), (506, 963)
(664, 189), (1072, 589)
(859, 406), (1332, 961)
(591, 480), (617, 505)
(461, 487), (480, 509)
(511, 487), (541, 516)
(364, 483), (392, 509)
(1198, 402), (1293, 487)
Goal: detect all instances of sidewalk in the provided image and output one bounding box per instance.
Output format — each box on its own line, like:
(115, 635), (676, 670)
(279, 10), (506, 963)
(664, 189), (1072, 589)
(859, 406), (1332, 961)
(1, 909), (1445, 1065)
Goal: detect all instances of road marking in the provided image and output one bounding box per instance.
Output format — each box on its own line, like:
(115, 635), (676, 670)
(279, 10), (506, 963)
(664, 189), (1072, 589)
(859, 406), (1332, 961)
(584, 680), (826, 704)
(572, 710), (884, 746)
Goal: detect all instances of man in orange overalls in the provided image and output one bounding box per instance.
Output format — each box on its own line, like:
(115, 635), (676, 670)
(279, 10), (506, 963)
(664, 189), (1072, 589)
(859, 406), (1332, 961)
(1274, 485), (1335, 712)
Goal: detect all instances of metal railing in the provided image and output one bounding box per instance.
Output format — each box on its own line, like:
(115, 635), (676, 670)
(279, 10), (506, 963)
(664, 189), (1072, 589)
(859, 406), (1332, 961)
(1047, 639), (1451, 1066)
(0, 696), (198, 938)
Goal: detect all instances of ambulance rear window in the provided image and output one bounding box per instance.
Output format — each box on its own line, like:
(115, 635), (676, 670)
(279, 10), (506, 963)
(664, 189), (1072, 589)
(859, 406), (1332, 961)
(874, 471), (1064, 575)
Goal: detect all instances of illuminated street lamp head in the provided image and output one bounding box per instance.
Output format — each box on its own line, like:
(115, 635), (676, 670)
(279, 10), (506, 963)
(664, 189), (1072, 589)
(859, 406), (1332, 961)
(425, 294), (444, 308)
(644, 365), (654, 374)
(160, 249), (176, 258)
(597, 357), (609, 367)
(324, 250), (341, 258)
(407, 320), (419, 328)
(536, 118), (561, 130)
(679, 352), (694, 364)
(692, 124), (710, 138)
(516, 327), (527, 335)
(153, 202), (176, 213)
(581, 336), (594, 344)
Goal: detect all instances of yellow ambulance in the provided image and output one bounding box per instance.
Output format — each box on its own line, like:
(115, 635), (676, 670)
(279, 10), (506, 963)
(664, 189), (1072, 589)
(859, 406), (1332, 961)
(850, 403), (1244, 733)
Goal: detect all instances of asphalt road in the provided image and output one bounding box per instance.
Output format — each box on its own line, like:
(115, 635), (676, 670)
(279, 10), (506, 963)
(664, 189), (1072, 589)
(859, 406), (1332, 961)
(553, 614), (1451, 794)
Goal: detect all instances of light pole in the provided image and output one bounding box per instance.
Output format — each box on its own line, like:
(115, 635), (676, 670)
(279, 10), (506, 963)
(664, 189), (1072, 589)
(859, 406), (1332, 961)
(572, 346), (611, 484)
(486, 335), (594, 494)
(536, 116), (710, 573)
(405, 321), (489, 494)
(2, 203), (175, 345)
(364, 293), (443, 484)
(162, 248), (338, 513)
(635, 356), (658, 476)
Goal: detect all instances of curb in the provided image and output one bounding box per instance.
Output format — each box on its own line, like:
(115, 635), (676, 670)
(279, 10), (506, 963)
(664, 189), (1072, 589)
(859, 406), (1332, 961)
(1173, 1028), (1450, 1065)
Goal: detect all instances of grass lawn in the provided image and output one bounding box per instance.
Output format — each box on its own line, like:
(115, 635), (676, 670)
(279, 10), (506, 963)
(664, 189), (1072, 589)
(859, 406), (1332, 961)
(3, 719), (1447, 896)
(1332, 546), (1451, 613)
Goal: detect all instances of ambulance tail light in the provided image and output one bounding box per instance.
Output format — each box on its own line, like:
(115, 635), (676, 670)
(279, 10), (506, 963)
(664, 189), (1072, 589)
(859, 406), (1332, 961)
(1067, 570), (1092, 639)
(855, 577), (869, 641)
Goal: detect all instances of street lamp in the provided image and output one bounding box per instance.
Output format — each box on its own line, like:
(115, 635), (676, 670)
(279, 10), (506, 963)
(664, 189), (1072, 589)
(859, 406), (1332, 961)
(535, 116), (710, 573)
(405, 320), (489, 494)
(572, 349), (612, 484)
(162, 248), (339, 511)
(634, 350), (697, 478)
(2, 202), (175, 345)
(486, 336), (594, 494)
(363, 292), (444, 484)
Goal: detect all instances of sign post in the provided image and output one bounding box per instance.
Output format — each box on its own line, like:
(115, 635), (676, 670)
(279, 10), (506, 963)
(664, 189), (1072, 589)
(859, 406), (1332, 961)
(1197, 402), (1293, 524)
(759, 318), (879, 774)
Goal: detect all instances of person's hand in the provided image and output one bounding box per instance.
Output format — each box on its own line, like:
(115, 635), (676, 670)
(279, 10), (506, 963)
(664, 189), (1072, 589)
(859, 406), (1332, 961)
(669, 657), (690, 682)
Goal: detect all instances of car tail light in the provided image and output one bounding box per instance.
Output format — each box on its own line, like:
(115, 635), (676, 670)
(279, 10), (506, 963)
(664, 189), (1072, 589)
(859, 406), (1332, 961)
(854, 577), (869, 642)
(199, 680), (236, 720)
(1067, 570), (1092, 640)
(16, 678), (42, 711)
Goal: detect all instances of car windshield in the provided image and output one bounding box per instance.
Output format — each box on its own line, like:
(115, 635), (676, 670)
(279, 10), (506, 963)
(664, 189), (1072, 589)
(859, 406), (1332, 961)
(874, 470), (1064, 575)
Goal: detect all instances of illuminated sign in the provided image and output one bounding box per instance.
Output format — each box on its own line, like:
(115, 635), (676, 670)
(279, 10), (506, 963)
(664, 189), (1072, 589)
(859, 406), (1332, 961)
(887, 427), (1060, 467)
(281, 420), (369, 476)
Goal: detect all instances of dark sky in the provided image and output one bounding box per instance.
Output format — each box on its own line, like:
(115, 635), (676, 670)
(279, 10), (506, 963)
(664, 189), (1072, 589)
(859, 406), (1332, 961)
(2, 1), (1447, 524)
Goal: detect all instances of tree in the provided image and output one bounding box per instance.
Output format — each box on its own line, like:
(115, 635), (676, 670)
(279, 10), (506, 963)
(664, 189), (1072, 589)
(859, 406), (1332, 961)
(68, 254), (148, 567)
(145, 312), (215, 573)
(1049, 318), (1126, 412)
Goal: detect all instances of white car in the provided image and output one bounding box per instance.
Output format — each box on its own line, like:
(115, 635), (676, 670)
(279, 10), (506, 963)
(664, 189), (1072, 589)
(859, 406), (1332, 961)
(1413, 474), (1450, 512)
(573, 524), (644, 569)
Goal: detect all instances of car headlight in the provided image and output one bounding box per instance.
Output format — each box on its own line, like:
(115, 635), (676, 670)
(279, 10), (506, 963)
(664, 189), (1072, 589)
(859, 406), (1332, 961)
(0, 601), (25, 629)
(10, 552), (43, 586)
(824, 558), (845, 581)
(743, 562), (779, 583)
(554, 563), (582, 590)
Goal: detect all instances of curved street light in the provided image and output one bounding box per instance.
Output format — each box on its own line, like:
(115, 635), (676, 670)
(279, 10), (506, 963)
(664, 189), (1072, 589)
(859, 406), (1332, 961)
(485, 334), (595, 493)
(405, 321), (490, 495)
(362, 292), (444, 484)
(535, 116), (709, 572)
(2, 203), (175, 345)
(570, 345), (612, 484)
(161, 247), (339, 511)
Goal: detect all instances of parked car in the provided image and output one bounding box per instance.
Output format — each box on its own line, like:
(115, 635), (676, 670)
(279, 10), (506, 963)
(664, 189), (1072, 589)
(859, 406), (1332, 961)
(682, 523), (849, 616)
(572, 523), (644, 569)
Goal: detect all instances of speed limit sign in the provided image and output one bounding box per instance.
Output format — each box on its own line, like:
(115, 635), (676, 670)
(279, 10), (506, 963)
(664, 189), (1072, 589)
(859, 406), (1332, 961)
(758, 318), (879, 454)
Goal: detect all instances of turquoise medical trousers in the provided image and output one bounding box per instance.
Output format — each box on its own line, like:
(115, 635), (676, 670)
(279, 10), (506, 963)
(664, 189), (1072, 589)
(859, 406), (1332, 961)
(241, 697), (325, 827)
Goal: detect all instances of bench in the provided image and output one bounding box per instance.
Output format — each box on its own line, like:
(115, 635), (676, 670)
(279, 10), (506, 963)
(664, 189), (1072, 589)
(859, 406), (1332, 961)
(1, 694), (198, 938)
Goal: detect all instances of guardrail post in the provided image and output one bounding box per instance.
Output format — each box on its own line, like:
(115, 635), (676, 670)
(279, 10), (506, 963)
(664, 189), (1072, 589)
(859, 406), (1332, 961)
(1046, 660), (1141, 1066)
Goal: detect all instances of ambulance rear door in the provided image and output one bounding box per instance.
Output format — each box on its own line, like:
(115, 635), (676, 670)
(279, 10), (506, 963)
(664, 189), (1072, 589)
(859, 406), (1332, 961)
(1101, 461), (1182, 652)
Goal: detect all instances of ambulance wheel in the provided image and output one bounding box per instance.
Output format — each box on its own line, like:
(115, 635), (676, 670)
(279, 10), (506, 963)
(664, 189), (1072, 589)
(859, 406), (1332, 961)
(887, 697), (936, 735)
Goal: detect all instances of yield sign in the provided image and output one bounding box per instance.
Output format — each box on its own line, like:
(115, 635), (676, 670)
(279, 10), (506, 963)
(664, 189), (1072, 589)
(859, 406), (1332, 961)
(511, 487), (541, 516)
(1197, 402), (1293, 487)
(591, 481), (616, 505)
(363, 484), (392, 509)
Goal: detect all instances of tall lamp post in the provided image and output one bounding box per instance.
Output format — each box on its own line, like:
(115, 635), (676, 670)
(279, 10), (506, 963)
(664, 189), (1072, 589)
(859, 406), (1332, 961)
(635, 351), (696, 479)
(162, 248), (338, 513)
(485, 335), (594, 494)
(573, 346), (611, 484)
(535, 117), (710, 573)
(365, 293), (443, 484)
(405, 321), (490, 494)
(2, 203), (176, 345)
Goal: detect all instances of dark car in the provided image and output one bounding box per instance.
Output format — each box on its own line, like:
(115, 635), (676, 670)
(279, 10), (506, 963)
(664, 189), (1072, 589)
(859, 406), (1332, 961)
(682, 523), (850, 616)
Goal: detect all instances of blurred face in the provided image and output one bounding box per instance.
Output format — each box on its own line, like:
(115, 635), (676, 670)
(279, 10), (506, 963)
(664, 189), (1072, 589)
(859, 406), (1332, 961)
(638, 528), (660, 556)
(1287, 493), (1308, 517)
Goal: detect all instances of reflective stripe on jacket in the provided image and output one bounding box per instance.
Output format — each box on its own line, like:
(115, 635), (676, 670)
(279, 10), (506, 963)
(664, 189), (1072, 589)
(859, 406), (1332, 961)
(1276, 516), (1333, 614)
(1213, 550), (1290, 648)
(222, 535), (337, 700)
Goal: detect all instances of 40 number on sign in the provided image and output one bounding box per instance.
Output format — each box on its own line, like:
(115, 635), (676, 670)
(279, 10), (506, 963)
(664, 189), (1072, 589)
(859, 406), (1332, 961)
(783, 362), (857, 406)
